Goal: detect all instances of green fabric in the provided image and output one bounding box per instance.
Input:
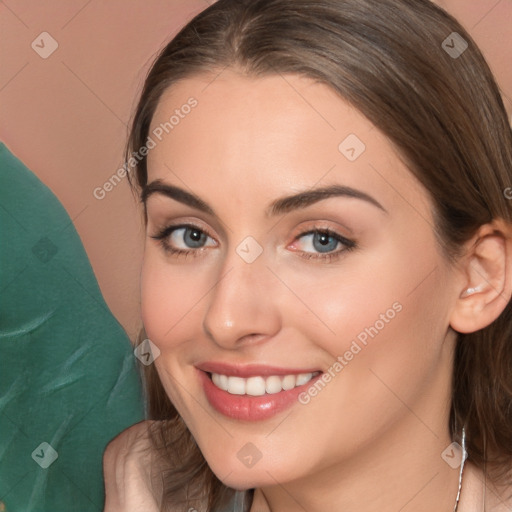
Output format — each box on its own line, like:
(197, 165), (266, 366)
(0, 143), (145, 511)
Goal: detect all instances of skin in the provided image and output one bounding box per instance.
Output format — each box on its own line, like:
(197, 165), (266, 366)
(105, 70), (512, 512)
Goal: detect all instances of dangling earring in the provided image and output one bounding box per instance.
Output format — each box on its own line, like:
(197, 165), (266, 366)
(453, 426), (467, 512)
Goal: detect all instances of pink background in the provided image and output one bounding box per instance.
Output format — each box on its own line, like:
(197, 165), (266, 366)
(1, 0), (510, 341)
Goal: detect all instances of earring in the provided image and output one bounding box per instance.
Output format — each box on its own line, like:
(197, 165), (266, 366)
(460, 284), (483, 298)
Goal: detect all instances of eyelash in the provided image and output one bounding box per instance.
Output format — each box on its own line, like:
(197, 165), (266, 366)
(150, 223), (357, 262)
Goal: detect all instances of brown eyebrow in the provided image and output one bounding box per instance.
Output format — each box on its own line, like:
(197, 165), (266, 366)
(141, 180), (214, 215)
(141, 180), (387, 217)
(267, 184), (387, 216)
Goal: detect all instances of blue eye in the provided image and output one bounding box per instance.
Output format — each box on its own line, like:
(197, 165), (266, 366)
(292, 228), (356, 261)
(301, 231), (340, 253)
(150, 224), (216, 255)
(172, 227), (208, 249)
(150, 224), (356, 262)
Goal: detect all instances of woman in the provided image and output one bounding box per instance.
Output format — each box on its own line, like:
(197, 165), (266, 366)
(103, 0), (512, 510)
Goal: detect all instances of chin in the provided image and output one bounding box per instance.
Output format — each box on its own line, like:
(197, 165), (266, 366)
(205, 454), (297, 491)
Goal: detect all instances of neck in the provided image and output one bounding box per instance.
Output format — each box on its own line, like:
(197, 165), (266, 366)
(250, 415), (462, 512)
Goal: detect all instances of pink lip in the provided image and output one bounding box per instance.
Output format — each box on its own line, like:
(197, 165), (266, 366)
(196, 367), (323, 422)
(196, 361), (321, 378)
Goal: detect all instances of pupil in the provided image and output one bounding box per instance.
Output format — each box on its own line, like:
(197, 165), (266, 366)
(313, 232), (337, 253)
(185, 228), (205, 248)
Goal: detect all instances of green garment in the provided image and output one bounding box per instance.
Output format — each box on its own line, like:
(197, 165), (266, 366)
(0, 143), (144, 511)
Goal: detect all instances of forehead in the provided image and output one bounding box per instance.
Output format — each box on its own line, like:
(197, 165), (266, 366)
(146, 70), (428, 215)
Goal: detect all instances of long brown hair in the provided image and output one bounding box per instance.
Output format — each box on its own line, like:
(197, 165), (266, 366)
(126, 0), (512, 510)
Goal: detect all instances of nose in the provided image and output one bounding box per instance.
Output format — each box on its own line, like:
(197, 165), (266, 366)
(202, 247), (281, 349)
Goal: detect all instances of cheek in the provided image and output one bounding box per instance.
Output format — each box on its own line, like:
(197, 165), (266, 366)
(279, 247), (401, 346)
(140, 251), (204, 352)
(283, 230), (450, 386)
(139, 251), (211, 412)
(267, 239), (452, 465)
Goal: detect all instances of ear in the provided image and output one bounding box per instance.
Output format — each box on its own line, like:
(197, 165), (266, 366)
(450, 218), (512, 334)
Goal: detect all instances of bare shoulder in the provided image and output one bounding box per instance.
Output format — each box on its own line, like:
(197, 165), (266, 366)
(102, 420), (163, 511)
(103, 420), (156, 467)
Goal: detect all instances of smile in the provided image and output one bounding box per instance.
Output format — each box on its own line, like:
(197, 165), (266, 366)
(197, 365), (324, 421)
(209, 372), (321, 396)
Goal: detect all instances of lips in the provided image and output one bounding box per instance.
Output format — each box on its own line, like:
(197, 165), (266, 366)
(196, 361), (323, 421)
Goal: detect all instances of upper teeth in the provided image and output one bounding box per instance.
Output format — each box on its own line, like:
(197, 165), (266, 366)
(211, 372), (320, 396)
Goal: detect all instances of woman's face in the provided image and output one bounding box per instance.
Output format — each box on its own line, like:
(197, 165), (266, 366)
(141, 70), (461, 490)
